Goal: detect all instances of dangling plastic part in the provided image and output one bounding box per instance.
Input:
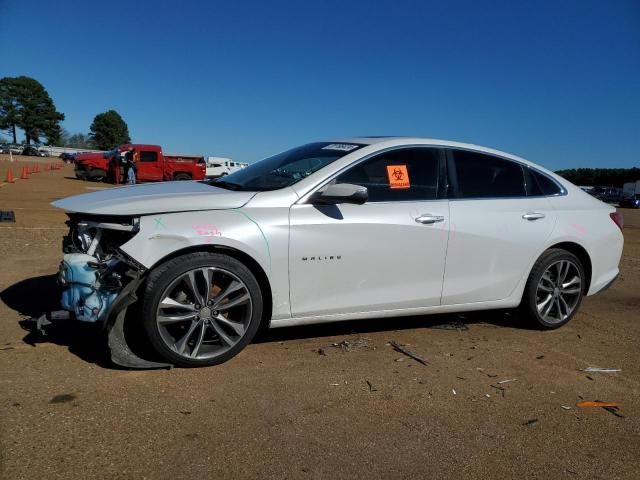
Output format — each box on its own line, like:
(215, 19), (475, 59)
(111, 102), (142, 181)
(107, 309), (172, 370)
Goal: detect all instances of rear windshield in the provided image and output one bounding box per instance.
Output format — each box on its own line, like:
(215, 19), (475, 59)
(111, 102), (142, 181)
(210, 142), (365, 191)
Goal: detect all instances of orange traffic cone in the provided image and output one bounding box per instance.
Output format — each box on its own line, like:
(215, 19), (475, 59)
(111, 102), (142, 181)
(45, 164), (50, 171)
(21, 166), (29, 179)
(5, 168), (14, 183)
(34, 164), (40, 173)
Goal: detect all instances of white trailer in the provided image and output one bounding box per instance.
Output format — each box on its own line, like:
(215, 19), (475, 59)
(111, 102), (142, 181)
(205, 157), (248, 177)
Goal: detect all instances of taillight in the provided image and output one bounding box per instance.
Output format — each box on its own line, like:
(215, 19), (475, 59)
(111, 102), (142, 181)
(610, 212), (623, 231)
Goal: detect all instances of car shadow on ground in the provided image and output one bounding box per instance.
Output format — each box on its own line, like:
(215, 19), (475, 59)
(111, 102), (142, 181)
(1, 274), (113, 368)
(1, 274), (533, 369)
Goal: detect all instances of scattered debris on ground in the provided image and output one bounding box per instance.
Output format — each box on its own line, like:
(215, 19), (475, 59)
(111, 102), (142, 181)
(580, 367), (621, 373)
(331, 337), (372, 352)
(576, 401), (620, 408)
(49, 394), (76, 404)
(490, 384), (506, 397)
(576, 401), (624, 418)
(365, 380), (377, 392)
(603, 407), (624, 418)
(523, 418), (539, 427)
(388, 340), (428, 365)
(429, 320), (468, 331)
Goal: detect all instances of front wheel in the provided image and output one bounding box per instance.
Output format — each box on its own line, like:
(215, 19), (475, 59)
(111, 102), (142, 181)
(141, 252), (263, 367)
(519, 249), (585, 329)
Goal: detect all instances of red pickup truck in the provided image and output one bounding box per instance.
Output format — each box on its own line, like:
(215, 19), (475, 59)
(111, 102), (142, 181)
(74, 144), (206, 183)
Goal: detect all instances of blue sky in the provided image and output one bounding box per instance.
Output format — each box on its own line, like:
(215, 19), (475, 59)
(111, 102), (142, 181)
(1, 0), (638, 169)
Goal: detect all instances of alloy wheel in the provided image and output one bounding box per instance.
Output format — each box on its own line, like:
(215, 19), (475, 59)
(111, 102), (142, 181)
(155, 267), (253, 360)
(535, 259), (582, 324)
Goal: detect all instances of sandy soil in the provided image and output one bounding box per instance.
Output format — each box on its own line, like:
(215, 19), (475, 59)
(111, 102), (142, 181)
(1, 167), (639, 479)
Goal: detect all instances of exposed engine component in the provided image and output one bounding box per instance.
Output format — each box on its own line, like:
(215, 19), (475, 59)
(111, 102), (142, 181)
(59, 214), (143, 324)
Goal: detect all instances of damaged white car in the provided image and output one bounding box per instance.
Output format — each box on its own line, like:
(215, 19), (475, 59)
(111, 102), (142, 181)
(52, 138), (624, 368)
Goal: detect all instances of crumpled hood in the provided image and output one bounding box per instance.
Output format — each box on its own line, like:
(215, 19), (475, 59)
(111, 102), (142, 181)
(52, 181), (256, 215)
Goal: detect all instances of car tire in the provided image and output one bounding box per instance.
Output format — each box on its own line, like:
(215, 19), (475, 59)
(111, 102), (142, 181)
(141, 252), (263, 367)
(174, 173), (191, 181)
(519, 248), (585, 329)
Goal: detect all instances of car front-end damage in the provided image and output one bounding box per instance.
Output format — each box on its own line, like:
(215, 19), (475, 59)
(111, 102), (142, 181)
(55, 213), (171, 368)
(60, 213), (142, 323)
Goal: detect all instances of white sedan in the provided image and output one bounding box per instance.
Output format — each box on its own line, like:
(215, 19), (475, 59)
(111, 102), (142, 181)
(53, 137), (624, 367)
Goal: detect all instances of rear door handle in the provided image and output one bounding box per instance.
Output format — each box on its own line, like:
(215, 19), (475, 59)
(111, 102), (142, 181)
(522, 212), (546, 221)
(415, 214), (445, 224)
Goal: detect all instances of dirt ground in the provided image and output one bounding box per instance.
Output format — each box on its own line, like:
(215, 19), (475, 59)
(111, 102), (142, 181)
(1, 164), (639, 479)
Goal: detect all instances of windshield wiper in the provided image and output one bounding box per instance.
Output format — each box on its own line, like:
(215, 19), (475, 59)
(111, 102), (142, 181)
(211, 180), (244, 191)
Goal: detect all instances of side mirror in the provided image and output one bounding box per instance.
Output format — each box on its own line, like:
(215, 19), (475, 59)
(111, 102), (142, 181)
(311, 183), (368, 205)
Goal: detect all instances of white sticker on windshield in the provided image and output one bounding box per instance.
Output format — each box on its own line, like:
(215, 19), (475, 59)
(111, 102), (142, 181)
(322, 144), (359, 152)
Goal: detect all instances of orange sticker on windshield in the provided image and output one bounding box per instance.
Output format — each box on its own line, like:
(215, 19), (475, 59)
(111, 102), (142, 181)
(387, 165), (410, 189)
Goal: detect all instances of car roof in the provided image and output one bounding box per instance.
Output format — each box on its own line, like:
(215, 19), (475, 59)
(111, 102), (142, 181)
(329, 136), (532, 165)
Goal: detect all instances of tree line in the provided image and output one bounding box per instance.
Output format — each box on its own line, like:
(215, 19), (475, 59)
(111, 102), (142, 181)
(0, 76), (130, 150)
(555, 168), (640, 187)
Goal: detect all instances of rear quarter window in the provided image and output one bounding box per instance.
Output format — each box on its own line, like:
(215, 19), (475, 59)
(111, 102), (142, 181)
(528, 168), (563, 196)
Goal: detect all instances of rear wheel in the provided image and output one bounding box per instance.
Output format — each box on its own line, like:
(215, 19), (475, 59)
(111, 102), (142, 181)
(174, 173), (191, 181)
(141, 252), (263, 367)
(520, 249), (585, 329)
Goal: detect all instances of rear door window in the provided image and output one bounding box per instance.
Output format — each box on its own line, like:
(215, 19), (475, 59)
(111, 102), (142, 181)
(335, 147), (442, 202)
(450, 149), (526, 198)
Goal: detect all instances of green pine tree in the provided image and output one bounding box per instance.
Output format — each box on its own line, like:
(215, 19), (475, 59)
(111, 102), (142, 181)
(89, 110), (131, 150)
(0, 76), (65, 144)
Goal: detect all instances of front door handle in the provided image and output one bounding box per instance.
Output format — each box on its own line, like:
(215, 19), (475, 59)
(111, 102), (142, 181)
(415, 214), (445, 224)
(522, 212), (546, 221)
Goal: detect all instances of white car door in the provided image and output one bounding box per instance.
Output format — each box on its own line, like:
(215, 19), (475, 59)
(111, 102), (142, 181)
(289, 147), (449, 318)
(441, 149), (557, 304)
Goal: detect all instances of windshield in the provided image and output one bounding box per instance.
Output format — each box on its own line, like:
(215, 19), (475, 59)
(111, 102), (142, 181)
(210, 142), (364, 191)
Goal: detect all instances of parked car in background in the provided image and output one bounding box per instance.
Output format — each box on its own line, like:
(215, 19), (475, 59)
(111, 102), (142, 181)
(74, 144), (206, 183)
(59, 152), (77, 163)
(623, 181), (640, 199)
(3, 143), (24, 154)
(205, 157), (248, 177)
(52, 137), (624, 368)
(620, 194), (640, 209)
(22, 145), (51, 157)
(589, 186), (622, 203)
